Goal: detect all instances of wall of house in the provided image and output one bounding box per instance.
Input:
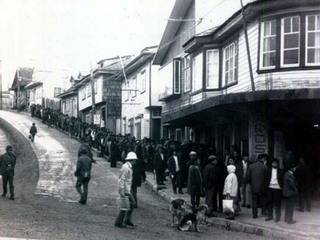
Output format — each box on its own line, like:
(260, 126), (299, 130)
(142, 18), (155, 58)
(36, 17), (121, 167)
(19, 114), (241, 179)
(29, 85), (43, 106)
(78, 76), (103, 111)
(61, 95), (78, 118)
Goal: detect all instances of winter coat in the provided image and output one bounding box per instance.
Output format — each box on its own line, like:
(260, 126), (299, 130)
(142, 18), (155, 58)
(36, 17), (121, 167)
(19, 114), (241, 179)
(283, 171), (298, 197)
(75, 154), (92, 178)
(132, 158), (146, 188)
(29, 126), (37, 135)
(187, 164), (202, 196)
(0, 152), (17, 175)
(118, 162), (133, 195)
(153, 153), (167, 171)
(167, 155), (182, 175)
(246, 160), (268, 194)
(266, 166), (284, 189)
(223, 165), (238, 197)
(203, 162), (218, 189)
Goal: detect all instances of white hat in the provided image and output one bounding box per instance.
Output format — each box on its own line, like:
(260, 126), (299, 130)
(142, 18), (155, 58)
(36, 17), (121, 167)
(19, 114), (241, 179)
(125, 151), (138, 161)
(189, 151), (197, 156)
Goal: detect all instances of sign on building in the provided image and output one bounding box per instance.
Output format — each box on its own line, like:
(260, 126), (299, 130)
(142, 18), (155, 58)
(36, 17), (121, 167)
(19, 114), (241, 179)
(93, 114), (101, 125)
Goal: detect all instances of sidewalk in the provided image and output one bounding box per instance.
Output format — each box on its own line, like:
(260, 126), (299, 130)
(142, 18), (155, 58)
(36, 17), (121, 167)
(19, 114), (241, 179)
(145, 172), (320, 240)
(8, 110), (320, 239)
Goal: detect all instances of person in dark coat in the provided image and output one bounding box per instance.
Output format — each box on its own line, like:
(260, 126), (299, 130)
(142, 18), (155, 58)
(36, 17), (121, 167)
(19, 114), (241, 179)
(294, 157), (312, 212)
(29, 123), (37, 142)
(131, 146), (146, 208)
(283, 164), (298, 224)
(246, 154), (268, 218)
(78, 141), (96, 163)
(216, 158), (228, 212)
(75, 148), (92, 204)
(187, 151), (203, 209)
(0, 146), (17, 200)
(153, 146), (167, 186)
(110, 140), (121, 168)
(265, 158), (284, 222)
(167, 148), (183, 194)
(239, 153), (252, 208)
(203, 155), (218, 217)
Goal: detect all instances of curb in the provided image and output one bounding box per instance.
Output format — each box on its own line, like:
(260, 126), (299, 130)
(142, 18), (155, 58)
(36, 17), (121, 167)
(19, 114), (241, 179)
(144, 179), (319, 240)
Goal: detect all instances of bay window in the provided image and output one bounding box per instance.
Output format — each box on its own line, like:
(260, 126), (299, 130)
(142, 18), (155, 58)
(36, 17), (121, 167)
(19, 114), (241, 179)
(182, 56), (191, 92)
(192, 52), (203, 92)
(260, 20), (277, 69)
(223, 41), (238, 86)
(206, 49), (219, 89)
(281, 16), (300, 67)
(306, 15), (320, 65)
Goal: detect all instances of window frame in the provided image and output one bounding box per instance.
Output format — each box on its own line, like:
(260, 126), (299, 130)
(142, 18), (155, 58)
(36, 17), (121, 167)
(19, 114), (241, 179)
(305, 14), (320, 66)
(191, 52), (203, 92)
(280, 15), (301, 68)
(140, 69), (146, 93)
(182, 56), (191, 92)
(222, 40), (238, 87)
(206, 49), (220, 89)
(173, 59), (181, 94)
(260, 20), (277, 70)
(132, 76), (137, 98)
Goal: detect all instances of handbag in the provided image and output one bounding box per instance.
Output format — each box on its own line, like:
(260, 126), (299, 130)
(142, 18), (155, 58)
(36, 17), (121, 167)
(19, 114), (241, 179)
(116, 196), (130, 211)
(222, 199), (234, 214)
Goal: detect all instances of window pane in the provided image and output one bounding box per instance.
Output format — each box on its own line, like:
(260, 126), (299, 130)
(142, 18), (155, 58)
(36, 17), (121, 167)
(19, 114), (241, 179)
(284, 34), (299, 48)
(307, 49), (320, 63)
(284, 50), (299, 64)
(292, 17), (300, 32)
(308, 32), (315, 47)
(263, 52), (276, 67)
(264, 37), (276, 51)
(317, 16), (320, 30)
(308, 16), (315, 30)
(284, 18), (291, 33)
(308, 49), (315, 63)
(271, 20), (276, 35)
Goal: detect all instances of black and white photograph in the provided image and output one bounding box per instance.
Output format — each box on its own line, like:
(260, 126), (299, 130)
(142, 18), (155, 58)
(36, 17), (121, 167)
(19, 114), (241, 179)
(0, 0), (319, 239)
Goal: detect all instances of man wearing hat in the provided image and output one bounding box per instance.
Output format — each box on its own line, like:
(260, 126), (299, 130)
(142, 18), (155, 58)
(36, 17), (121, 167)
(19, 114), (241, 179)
(187, 151), (203, 209)
(168, 148), (183, 194)
(115, 151), (137, 228)
(153, 146), (167, 186)
(0, 146), (16, 200)
(265, 158), (284, 222)
(203, 155), (218, 217)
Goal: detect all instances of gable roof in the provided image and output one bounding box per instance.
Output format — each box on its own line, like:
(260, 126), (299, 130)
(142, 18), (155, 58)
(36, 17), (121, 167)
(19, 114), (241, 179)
(153, 0), (193, 65)
(10, 67), (34, 90)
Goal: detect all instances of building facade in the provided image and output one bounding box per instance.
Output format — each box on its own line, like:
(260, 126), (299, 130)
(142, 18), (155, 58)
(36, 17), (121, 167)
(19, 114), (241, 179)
(118, 46), (162, 141)
(153, 0), (320, 173)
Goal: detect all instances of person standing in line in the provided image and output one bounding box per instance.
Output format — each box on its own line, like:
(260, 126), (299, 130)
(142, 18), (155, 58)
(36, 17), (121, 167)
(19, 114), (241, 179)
(294, 157), (312, 212)
(131, 148), (146, 208)
(75, 148), (92, 205)
(29, 123), (37, 142)
(223, 165), (239, 220)
(246, 154), (268, 219)
(239, 153), (252, 208)
(265, 158), (283, 222)
(203, 155), (218, 217)
(283, 164), (298, 224)
(153, 146), (167, 186)
(168, 148), (183, 194)
(187, 151), (203, 209)
(115, 151), (137, 228)
(0, 146), (17, 200)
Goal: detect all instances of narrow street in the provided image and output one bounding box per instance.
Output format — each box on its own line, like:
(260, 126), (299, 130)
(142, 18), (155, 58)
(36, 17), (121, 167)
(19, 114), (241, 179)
(0, 111), (265, 240)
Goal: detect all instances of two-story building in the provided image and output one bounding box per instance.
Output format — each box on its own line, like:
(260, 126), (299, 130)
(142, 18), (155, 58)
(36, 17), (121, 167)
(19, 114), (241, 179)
(116, 46), (162, 141)
(154, 0), (320, 171)
(9, 67), (33, 110)
(78, 56), (134, 132)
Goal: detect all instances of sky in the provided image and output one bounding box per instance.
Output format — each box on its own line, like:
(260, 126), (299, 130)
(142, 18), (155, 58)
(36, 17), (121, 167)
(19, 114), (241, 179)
(0, 0), (175, 90)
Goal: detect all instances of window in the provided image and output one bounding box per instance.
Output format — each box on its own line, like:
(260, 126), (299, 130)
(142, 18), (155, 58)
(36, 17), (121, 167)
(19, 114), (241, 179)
(206, 49), (219, 88)
(132, 76), (137, 97)
(173, 59), (181, 94)
(81, 88), (86, 100)
(125, 82), (129, 101)
(86, 84), (91, 97)
(140, 70), (146, 93)
(94, 80), (97, 94)
(223, 41), (238, 85)
(281, 16), (300, 67)
(66, 99), (70, 112)
(260, 20), (277, 69)
(306, 15), (320, 65)
(192, 52), (203, 91)
(182, 56), (191, 92)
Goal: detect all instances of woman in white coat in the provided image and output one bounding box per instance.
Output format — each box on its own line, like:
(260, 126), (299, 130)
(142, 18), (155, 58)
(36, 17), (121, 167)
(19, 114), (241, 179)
(223, 165), (239, 220)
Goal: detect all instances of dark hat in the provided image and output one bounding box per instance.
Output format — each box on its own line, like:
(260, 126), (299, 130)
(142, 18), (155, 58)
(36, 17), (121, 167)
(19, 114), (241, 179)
(271, 158), (279, 164)
(208, 155), (217, 161)
(79, 148), (88, 155)
(6, 145), (13, 151)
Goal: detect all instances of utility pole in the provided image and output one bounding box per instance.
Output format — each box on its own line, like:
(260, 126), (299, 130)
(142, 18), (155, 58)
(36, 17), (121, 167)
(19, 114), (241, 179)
(240, 0), (255, 91)
(17, 68), (21, 109)
(90, 63), (96, 125)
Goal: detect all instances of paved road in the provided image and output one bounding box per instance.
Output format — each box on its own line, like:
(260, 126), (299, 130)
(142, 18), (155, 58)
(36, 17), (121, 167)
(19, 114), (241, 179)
(0, 110), (266, 239)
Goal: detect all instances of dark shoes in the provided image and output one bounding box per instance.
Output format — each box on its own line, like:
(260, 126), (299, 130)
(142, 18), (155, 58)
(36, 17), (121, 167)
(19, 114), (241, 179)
(246, 204), (251, 208)
(10, 196), (14, 200)
(1, 194), (6, 197)
(79, 199), (87, 205)
(115, 223), (127, 228)
(124, 221), (137, 227)
(178, 191), (184, 194)
(287, 220), (297, 224)
(226, 216), (235, 220)
(207, 213), (217, 218)
(265, 217), (273, 221)
(275, 218), (280, 223)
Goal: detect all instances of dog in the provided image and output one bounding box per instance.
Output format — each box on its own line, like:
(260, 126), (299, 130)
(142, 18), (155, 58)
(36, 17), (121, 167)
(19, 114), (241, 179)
(169, 198), (208, 232)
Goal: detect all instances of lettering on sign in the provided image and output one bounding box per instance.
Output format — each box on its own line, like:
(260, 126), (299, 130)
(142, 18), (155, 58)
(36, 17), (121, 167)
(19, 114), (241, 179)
(253, 115), (268, 154)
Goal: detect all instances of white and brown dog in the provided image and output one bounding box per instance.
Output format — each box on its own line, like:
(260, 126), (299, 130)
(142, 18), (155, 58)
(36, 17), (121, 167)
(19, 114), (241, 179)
(169, 198), (208, 232)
